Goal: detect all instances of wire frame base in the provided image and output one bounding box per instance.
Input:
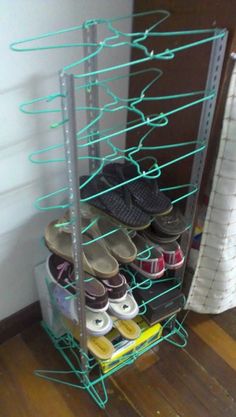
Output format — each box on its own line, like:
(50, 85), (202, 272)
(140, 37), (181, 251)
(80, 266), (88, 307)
(34, 318), (188, 409)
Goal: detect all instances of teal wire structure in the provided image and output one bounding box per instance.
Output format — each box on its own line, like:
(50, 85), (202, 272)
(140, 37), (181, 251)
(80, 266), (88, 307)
(34, 314), (187, 409)
(11, 9), (228, 408)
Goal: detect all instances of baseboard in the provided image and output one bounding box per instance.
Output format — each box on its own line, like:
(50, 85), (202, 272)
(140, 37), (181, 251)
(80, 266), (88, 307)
(0, 301), (42, 344)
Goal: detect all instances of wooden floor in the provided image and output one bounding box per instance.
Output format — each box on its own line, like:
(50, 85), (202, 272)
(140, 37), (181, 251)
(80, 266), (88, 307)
(0, 310), (236, 417)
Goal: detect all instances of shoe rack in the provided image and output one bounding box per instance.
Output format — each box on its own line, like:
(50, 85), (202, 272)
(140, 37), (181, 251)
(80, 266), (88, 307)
(11, 10), (228, 408)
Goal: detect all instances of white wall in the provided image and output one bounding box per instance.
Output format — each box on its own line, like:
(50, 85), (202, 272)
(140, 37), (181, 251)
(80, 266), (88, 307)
(0, 0), (133, 320)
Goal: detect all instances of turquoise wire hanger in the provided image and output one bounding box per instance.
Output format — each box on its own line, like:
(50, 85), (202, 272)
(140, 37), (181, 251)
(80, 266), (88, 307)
(21, 64), (211, 162)
(10, 9), (225, 76)
(10, 8), (223, 54)
(28, 117), (204, 165)
(59, 30), (225, 77)
(19, 67), (163, 116)
(76, 142), (205, 202)
(9, 10), (170, 52)
(30, 87), (213, 147)
(64, 29), (225, 75)
(33, 143), (203, 212)
(21, 91), (209, 213)
(28, 116), (155, 164)
(76, 90), (214, 148)
(23, 80), (209, 209)
(69, 88), (211, 138)
(19, 68), (165, 135)
(19, 67), (170, 132)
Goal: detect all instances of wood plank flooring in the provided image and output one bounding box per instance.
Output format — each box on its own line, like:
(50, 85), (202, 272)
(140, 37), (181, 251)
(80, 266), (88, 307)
(0, 310), (235, 417)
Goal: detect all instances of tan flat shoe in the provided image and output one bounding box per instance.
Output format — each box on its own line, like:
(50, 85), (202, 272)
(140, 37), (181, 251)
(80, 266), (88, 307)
(57, 208), (137, 263)
(45, 220), (119, 279)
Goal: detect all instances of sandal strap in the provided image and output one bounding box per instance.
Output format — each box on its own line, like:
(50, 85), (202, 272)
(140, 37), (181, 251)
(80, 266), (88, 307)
(100, 172), (132, 208)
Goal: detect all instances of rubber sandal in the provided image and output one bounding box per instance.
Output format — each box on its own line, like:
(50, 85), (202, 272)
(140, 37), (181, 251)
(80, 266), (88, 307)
(103, 162), (173, 215)
(108, 292), (139, 320)
(111, 316), (141, 340)
(57, 210), (137, 264)
(47, 254), (109, 312)
(153, 206), (188, 236)
(62, 316), (115, 360)
(141, 226), (180, 244)
(87, 335), (114, 360)
(159, 241), (184, 270)
(45, 220), (119, 279)
(130, 234), (165, 279)
(80, 175), (151, 230)
(100, 273), (128, 303)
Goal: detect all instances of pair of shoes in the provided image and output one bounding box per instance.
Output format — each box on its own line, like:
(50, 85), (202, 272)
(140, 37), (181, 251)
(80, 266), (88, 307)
(129, 234), (184, 279)
(44, 207), (137, 279)
(142, 206), (188, 243)
(80, 162), (173, 230)
(129, 234), (165, 279)
(58, 206), (138, 264)
(63, 316), (141, 360)
(47, 254), (139, 337)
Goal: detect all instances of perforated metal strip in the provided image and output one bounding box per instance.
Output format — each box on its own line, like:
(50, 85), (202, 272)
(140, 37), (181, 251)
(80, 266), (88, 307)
(83, 23), (101, 173)
(180, 28), (228, 288)
(60, 71), (88, 375)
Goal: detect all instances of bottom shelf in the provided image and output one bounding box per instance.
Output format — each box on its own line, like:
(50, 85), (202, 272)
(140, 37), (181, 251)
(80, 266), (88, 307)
(34, 316), (188, 409)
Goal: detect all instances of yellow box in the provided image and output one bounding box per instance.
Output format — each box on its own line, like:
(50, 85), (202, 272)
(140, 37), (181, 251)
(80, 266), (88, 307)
(98, 316), (162, 374)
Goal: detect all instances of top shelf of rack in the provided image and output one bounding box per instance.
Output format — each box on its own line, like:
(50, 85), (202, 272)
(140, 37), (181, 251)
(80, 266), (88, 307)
(10, 9), (226, 78)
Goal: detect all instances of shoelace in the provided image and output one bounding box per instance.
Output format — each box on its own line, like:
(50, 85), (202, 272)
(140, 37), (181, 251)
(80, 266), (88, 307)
(57, 261), (74, 284)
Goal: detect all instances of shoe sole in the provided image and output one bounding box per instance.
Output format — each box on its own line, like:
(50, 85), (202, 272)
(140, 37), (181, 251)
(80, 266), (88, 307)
(165, 259), (185, 270)
(129, 262), (166, 280)
(89, 206), (151, 230)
